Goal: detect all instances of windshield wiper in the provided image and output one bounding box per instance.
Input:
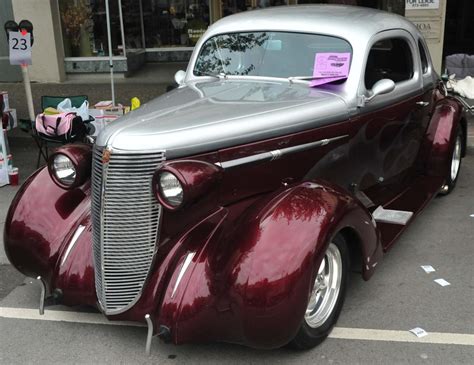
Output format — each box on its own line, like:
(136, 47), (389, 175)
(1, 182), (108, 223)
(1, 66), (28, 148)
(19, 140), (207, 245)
(287, 76), (321, 84)
(287, 75), (348, 85)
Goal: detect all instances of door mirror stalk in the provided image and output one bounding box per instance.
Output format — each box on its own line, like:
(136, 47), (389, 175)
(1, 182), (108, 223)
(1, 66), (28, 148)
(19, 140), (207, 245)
(358, 79), (395, 107)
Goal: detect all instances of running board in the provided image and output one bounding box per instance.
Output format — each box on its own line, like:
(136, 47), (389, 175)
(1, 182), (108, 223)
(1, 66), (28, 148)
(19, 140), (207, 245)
(373, 176), (444, 251)
(372, 206), (413, 225)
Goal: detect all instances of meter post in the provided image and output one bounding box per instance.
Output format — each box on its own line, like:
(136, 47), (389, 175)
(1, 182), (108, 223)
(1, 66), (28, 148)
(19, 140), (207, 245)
(4, 20), (35, 122)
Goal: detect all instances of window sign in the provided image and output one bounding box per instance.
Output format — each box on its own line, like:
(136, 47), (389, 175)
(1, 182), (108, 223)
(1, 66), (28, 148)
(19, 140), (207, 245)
(311, 53), (351, 87)
(8, 31), (32, 65)
(412, 18), (442, 40)
(406, 0), (440, 10)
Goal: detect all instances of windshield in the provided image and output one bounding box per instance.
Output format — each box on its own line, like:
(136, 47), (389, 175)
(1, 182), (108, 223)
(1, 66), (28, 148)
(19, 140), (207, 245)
(193, 31), (353, 81)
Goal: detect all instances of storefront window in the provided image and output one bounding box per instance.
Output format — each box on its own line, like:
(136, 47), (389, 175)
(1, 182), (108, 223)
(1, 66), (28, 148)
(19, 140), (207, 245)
(58, 0), (383, 57)
(134, 0), (210, 48)
(222, 0), (251, 16)
(60, 0), (123, 57)
(222, 0), (288, 16)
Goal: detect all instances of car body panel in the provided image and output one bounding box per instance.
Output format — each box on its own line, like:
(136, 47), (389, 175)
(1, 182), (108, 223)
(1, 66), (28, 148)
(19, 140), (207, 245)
(3, 5), (466, 349)
(96, 81), (348, 158)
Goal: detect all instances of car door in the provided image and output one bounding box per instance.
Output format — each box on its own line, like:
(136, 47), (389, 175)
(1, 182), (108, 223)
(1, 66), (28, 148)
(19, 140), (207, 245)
(350, 30), (426, 206)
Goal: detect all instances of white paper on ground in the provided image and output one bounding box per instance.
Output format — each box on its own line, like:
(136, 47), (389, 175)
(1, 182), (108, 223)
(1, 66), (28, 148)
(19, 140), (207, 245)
(470, 214), (474, 218)
(372, 206), (413, 225)
(409, 327), (428, 338)
(421, 265), (436, 273)
(434, 278), (451, 287)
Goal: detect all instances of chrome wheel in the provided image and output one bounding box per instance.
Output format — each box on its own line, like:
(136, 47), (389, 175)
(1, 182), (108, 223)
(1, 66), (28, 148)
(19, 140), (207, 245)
(305, 243), (342, 329)
(451, 135), (462, 181)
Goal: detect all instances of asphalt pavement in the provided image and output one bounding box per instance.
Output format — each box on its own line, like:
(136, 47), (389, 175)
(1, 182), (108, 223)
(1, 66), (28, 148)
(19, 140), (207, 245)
(0, 148), (473, 364)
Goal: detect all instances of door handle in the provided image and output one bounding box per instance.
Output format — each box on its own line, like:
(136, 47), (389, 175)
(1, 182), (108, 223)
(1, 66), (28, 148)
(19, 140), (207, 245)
(416, 101), (430, 107)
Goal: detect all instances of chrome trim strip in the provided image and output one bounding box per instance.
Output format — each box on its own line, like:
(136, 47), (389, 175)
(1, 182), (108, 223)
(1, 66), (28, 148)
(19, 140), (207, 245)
(219, 135), (348, 169)
(171, 252), (196, 298)
(61, 225), (86, 266)
(99, 147), (110, 312)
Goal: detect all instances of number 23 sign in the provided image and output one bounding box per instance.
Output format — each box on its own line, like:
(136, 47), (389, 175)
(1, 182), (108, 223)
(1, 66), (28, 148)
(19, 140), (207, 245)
(9, 31), (32, 66)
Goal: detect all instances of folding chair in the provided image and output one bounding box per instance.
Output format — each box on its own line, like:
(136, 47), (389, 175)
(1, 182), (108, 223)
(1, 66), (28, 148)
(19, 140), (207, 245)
(444, 54), (474, 117)
(33, 95), (88, 168)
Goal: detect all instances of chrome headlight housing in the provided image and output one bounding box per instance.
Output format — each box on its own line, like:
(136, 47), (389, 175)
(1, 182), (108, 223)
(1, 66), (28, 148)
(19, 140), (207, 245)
(158, 171), (184, 208)
(48, 145), (92, 190)
(153, 160), (222, 211)
(52, 154), (77, 186)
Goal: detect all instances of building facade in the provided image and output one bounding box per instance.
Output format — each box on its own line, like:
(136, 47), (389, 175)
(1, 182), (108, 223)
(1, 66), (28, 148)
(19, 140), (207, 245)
(0, 0), (468, 82)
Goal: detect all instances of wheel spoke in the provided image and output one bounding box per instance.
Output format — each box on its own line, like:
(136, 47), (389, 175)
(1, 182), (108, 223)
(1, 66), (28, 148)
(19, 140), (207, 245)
(451, 135), (462, 181)
(304, 243), (343, 328)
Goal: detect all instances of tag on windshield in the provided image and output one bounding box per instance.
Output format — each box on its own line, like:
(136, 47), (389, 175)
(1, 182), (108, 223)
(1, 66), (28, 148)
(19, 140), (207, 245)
(310, 52), (351, 87)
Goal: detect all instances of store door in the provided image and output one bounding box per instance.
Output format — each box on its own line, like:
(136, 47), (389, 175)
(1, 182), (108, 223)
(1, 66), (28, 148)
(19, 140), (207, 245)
(0, 0), (22, 82)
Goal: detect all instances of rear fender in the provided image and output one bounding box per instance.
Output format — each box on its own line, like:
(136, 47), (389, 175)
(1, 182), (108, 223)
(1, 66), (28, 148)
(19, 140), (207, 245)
(422, 97), (463, 178)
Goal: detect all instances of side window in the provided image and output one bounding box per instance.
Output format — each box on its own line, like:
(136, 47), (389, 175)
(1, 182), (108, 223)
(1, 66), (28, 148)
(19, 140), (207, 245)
(364, 38), (414, 89)
(418, 40), (429, 74)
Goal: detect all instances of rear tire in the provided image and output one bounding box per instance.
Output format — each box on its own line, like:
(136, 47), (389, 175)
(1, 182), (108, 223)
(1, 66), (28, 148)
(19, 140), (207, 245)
(290, 234), (349, 350)
(439, 127), (463, 195)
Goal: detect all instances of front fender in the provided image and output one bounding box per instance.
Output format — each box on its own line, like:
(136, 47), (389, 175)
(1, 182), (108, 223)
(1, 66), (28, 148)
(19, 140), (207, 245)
(3, 167), (95, 305)
(224, 180), (380, 348)
(158, 180), (381, 348)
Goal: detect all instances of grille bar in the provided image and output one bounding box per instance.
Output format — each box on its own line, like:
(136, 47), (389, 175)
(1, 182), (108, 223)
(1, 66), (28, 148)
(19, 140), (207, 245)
(91, 146), (165, 315)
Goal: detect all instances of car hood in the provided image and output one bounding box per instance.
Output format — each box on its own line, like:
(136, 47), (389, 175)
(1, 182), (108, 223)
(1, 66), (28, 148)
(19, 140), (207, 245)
(97, 80), (348, 159)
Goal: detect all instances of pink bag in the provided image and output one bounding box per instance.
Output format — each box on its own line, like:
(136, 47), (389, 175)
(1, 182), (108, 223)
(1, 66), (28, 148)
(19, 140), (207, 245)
(35, 112), (77, 138)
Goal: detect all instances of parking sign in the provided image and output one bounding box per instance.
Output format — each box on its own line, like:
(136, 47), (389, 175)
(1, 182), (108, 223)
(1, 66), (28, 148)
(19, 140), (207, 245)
(8, 31), (32, 65)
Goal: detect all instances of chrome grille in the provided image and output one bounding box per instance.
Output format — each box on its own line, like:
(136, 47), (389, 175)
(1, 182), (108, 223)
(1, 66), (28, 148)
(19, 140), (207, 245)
(92, 146), (165, 315)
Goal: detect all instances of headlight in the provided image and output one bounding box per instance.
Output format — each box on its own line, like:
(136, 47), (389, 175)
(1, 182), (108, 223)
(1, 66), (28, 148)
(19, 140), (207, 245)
(53, 154), (77, 186)
(158, 172), (184, 207)
(153, 160), (222, 211)
(48, 145), (92, 189)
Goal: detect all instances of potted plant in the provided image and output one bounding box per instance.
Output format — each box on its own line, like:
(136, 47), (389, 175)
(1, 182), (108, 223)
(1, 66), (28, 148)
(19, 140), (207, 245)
(61, 0), (93, 56)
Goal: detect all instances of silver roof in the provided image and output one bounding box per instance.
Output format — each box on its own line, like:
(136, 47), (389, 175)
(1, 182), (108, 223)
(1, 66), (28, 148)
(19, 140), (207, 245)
(204, 5), (420, 42)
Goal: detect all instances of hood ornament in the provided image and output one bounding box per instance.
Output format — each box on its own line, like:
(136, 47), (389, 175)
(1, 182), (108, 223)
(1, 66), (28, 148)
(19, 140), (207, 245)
(102, 149), (112, 164)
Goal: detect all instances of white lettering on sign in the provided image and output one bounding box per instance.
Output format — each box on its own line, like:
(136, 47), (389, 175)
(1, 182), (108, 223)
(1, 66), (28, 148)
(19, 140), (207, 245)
(8, 31), (32, 66)
(406, 0), (440, 10)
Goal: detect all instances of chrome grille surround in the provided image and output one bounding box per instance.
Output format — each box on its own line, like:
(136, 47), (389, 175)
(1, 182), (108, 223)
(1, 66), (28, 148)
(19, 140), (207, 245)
(92, 146), (165, 315)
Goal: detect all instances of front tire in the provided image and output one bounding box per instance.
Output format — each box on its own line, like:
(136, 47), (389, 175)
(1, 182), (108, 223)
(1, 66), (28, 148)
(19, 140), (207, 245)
(440, 127), (463, 195)
(291, 234), (349, 350)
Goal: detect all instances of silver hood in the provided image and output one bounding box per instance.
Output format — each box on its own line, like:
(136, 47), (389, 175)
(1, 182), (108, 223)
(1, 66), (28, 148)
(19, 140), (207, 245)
(97, 80), (348, 159)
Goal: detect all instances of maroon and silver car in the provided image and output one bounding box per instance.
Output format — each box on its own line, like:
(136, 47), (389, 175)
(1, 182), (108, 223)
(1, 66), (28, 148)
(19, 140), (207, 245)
(4, 5), (466, 352)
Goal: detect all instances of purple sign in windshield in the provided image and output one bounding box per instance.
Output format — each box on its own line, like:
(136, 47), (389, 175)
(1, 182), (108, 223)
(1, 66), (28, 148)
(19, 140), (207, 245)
(310, 52), (351, 87)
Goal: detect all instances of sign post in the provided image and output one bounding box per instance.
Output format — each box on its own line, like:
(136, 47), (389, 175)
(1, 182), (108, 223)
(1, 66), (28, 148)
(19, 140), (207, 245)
(4, 20), (35, 122)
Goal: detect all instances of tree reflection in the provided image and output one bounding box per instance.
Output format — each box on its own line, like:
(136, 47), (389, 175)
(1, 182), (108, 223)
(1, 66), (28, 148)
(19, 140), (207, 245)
(195, 32), (269, 76)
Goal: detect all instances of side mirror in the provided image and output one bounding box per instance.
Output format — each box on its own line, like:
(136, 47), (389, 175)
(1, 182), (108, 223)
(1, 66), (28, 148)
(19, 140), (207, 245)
(358, 79), (395, 107)
(368, 79), (395, 101)
(174, 70), (186, 86)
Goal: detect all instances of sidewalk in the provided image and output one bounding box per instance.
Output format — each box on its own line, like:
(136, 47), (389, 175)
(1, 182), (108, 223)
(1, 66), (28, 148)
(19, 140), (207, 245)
(0, 62), (186, 129)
